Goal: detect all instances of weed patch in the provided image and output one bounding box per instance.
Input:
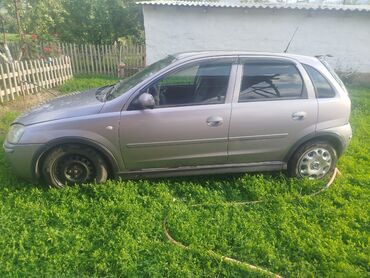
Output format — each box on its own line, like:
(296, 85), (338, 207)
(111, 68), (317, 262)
(57, 74), (119, 94)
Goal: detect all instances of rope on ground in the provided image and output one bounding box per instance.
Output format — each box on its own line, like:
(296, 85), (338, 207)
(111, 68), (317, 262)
(163, 168), (341, 278)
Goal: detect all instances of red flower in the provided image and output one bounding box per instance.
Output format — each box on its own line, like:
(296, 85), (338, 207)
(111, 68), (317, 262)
(31, 34), (38, 40)
(43, 46), (51, 53)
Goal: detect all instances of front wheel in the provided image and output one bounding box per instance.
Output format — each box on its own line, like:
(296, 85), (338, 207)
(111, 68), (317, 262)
(288, 141), (337, 180)
(42, 145), (108, 188)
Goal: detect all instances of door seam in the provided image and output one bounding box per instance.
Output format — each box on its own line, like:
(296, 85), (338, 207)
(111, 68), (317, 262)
(226, 63), (242, 162)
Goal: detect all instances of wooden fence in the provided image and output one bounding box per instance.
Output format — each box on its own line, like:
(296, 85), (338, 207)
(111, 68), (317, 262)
(0, 56), (73, 103)
(4, 42), (146, 77)
(59, 43), (146, 77)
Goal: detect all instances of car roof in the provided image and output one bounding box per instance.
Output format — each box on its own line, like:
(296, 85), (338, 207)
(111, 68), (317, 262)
(172, 51), (321, 65)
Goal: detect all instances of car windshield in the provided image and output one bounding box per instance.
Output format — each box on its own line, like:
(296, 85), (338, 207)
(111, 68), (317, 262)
(107, 55), (176, 100)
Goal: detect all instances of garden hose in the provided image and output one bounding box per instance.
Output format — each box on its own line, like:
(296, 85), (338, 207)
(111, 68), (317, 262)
(163, 168), (341, 278)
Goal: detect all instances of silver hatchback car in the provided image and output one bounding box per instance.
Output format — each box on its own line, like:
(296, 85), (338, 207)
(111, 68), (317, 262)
(4, 51), (352, 187)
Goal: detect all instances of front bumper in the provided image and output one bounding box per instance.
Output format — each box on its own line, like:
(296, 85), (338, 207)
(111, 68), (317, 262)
(3, 141), (43, 180)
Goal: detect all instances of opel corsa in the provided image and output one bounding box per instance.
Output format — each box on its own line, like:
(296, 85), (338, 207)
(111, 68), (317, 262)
(4, 52), (352, 187)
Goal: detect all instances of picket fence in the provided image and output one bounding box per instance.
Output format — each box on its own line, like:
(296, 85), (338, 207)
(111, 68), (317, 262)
(0, 56), (73, 103)
(5, 42), (146, 77)
(59, 43), (146, 77)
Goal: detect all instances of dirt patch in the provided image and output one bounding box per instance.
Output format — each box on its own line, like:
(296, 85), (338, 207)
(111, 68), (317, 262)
(0, 90), (60, 136)
(0, 90), (58, 116)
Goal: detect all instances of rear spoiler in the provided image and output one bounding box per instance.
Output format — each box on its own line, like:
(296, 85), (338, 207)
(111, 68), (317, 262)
(314, 54), (333, 59)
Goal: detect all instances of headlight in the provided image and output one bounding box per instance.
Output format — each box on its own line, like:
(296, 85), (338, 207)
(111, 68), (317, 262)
(7, 124), (25, 144)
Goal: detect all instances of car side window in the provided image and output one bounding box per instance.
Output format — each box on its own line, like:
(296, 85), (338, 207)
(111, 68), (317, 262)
(303, 64), (336, 98)
(130, 60), (232, 109)
(239, 62), (304, 102)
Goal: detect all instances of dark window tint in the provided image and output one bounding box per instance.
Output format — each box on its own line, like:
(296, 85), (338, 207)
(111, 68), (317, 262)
(239, 63), (304, 102)
(132, 61), (232, 109)
(304, 64), (336, 98)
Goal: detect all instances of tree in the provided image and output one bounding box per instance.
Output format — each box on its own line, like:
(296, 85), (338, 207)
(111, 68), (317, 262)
(3, 0), (66, 35)
(1, 0), (143, 45)
(57, 0), (143, 44)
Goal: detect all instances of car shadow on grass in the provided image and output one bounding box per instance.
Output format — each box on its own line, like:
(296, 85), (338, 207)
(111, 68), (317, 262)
(117, 170), (326, 204)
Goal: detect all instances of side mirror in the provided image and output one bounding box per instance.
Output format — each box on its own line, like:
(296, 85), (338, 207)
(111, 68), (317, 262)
(138, 93), (155, 109)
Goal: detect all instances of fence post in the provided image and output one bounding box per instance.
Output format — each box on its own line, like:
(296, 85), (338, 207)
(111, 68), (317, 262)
(0, 64), (5, 102)
(72, 44), (79, 74)
(10, 63), (18, 99)
(4, 63), (12, 101)
(19, 61), (30, 95)
(23, 61), (32, 94)
(96, 45), (102, 74)
(67, 43), (74, 74)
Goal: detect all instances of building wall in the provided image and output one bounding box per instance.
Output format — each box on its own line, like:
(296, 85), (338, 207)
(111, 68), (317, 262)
(143, 6), (370, 74)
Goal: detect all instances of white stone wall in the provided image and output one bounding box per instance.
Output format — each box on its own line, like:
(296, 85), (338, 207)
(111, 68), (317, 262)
(143, 6), (370, 73)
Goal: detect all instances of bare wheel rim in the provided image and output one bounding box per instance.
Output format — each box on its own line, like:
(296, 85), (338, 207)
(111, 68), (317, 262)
(54, 154), (96, 185)
(297, 147), (332, 179)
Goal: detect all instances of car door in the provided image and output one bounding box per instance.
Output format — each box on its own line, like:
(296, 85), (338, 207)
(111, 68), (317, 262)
(228, 57), (317, 164)
(119, 58), (237, 170)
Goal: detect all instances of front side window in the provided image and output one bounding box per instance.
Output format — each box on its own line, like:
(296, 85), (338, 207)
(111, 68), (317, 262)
(109, 55), (176, 100)
(131, 60), (232, 109)
(239, 62), (304, 102)
(304, 64), (336, 98)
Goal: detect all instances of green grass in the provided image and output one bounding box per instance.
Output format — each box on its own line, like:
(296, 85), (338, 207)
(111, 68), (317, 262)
(0, 79), (369, 276)
(4, 33), (25, 43)
(57, 74), (119, 94)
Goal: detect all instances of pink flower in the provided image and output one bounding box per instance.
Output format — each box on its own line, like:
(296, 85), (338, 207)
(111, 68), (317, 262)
(31, 34), (38, 40)
(43, 47), (51, 53)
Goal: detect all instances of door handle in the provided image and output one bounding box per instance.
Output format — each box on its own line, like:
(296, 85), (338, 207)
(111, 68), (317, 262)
(292, 111), (307, 121)
(206, 116), (223, 127)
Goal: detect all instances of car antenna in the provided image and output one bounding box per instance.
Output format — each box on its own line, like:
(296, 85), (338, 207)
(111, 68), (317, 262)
(283, 25), (300, 53)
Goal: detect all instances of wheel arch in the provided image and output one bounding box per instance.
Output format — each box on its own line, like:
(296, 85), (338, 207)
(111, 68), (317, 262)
(284, 132), (345, 163)
(32, 137), (120, 180)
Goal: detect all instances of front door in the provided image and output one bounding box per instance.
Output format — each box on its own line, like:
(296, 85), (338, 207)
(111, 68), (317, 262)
(228, 58), (318, 163)
(119, 58), (236, 170)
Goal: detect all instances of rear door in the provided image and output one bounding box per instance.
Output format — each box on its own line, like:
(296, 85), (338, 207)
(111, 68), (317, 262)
(228, 57), (317, 163)
(119, 57), (237, 170)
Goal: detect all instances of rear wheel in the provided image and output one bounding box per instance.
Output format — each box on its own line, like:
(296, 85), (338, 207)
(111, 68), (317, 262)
(42, 145), (108, 188)
(288, 141), (337, 179)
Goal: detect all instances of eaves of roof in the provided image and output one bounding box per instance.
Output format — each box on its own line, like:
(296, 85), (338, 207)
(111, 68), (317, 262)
(137, 1), (370, 13)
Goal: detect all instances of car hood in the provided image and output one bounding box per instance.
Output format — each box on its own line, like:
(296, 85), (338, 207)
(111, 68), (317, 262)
(15, 88), (105, 126)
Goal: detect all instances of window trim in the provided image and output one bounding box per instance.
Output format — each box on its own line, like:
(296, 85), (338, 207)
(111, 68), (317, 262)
(127, 57), (238, 110)
(303, 64), (337, 99)
(236, 60), (307, 103)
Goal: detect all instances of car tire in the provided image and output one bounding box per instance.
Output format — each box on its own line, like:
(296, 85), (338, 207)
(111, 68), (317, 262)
(42, 144), (108, 188)
(288, 140), (337, 179)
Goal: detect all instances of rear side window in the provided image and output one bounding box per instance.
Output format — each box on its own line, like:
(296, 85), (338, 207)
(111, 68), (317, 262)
(318, 58), (346, 91)
(304, 65), (336, 98)
(239, 62), (304, 102)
